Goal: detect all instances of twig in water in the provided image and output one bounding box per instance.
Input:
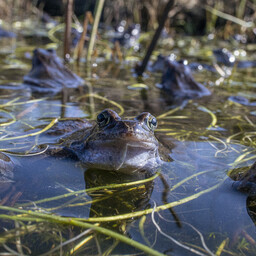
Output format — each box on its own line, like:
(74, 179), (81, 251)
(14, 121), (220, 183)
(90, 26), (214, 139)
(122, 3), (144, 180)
(76, 11), (93, 63)
(151, 202), (208, 256)
(183, 222), (215, 256)
(114, 41), (123, 62)
(157, 212), (215, 256)
(159, 173), (182, 228)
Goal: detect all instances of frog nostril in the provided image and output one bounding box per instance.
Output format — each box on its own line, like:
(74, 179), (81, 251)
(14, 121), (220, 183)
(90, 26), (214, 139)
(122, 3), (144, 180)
(124, 122), (135, 132)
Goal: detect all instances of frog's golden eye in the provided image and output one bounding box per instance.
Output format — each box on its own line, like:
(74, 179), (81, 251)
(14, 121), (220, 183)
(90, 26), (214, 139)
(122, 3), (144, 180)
(146, 115), (157, 131)
(97, 112), (110, 128)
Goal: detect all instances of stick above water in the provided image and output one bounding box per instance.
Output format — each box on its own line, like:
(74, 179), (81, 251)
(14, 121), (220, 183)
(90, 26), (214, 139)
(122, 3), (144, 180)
(135, 0), (175, 76)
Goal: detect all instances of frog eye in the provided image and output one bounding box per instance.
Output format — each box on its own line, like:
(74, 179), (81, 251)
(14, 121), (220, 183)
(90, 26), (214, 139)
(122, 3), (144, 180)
(97, 112), (110, 128)
(146, 115), (157, 131)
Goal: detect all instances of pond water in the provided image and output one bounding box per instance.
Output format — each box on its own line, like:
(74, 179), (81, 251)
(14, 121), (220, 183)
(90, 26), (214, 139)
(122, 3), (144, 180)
(0, 25), (256, 256)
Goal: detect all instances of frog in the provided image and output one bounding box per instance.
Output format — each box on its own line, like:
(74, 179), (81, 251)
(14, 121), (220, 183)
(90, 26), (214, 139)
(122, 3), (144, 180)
(213, 48), (256, 68)
(160, 59), (211, 100)
(44, 109), (170, 174)
(23, 48), (84, 94)
(150, 54), (216, 73)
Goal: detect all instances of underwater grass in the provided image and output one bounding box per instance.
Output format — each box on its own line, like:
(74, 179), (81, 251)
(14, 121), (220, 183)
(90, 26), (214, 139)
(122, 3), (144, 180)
(0, 206), (165, 256)
(16, 175), (225, 223)
(0, 178), (225, 255)
(0, 172), (226, 254)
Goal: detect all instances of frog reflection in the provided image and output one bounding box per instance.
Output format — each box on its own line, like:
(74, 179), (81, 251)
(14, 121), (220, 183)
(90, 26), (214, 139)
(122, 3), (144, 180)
(23, 48), (84, 94)
(0, 152), (14, 193)
(84, 169), (154, 221)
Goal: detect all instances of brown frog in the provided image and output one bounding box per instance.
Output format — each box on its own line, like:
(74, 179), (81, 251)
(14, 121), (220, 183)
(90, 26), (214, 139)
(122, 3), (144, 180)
(46, 109), (166, 174)
(23, 48), (84, 94)
(161, 59), (211, 100)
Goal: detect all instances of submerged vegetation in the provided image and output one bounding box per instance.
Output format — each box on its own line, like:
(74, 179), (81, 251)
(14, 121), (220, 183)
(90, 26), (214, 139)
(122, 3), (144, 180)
(0, 0), (256, 255)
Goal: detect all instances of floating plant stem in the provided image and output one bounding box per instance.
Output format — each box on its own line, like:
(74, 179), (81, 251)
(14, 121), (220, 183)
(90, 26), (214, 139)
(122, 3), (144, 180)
(0, 109), (16, 126)
(157, 106), (181, 119)
(86, 0), (105, 63)
(69, 234), (94, 255)
(197, 106), (217, 128)
(231, 152), (256, 167)
(0, 118), (58, 141)
(208, 135), (227, 157)
(2, 97), (21, 106)
(18, 172), (160, 207)
(170, 170), (216, 192)
(77, 93), (124, 116)
(48, 23), (81, 45)
(0, 98), (47, 108)
(226, 131), (243, 143)
(78, 180), (225, 223)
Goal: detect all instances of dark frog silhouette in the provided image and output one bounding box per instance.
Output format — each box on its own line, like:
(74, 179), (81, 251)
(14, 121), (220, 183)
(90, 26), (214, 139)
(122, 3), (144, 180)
(160, 59), (211, 100)
(44, 109), (168, 174)
(213, 48), (256, 68)
(23, 48), (84, 93)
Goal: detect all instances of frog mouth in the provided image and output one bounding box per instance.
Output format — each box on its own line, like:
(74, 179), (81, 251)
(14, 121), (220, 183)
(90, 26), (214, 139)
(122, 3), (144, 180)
(114, 142), (158, 172)
(82, 139), (159, 173)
